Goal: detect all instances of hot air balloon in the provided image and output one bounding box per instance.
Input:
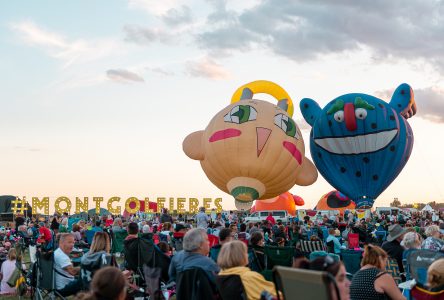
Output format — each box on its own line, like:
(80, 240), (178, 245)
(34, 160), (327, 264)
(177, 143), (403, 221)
(250, 192), (304, 216)
(235, 200), (254, 211)
(315, 191), (356, 215)
(300, 83), (416, 208)
(183, 80), (317, 203)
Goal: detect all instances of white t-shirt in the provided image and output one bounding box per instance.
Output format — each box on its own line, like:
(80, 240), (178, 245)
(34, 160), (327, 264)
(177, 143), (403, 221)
(54, 248), (74, 289)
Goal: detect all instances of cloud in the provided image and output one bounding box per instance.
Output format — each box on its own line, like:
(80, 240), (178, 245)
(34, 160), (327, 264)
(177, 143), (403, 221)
(10, 21), (122, 68)
(127, 0), (180, 16)
(197, 1), (444, 72)
(413, 87), (444, 123)
(106, 69), (145, 83)
(376, 86), (444, 123)
(185, 57), (231, 79)
(162, 5), (193, 27)
(147, 67), (175, 76)
(123, 24), (174, 45)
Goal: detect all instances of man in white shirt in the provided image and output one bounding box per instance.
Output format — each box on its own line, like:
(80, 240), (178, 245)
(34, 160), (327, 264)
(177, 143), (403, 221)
(54, 233), (81, 296)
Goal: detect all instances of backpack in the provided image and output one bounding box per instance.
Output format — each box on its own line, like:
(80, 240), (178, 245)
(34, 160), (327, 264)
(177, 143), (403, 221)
(80, 252), (112, 290)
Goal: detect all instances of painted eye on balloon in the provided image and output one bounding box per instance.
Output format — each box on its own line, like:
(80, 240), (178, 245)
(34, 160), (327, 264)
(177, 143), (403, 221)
(224, 105), (257, 124)
(334, 111), (344, 122)
(274, 114), (300, 139)
(355, 108), (367, 119)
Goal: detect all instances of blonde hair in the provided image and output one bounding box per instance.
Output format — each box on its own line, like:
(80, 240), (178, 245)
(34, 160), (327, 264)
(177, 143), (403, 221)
(217, 241), (248, 269)
(8, 248), (17, 261)
(361, 244), (387, 269)
(90, 232), (110, 254)
(425, 225), (440, 237)
(427, 259), (444, 288)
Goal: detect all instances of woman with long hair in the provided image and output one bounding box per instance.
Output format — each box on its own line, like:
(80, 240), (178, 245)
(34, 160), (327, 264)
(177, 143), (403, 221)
(80, 232), (114, 290)
(0, 248), (18, 294)
(350, 244), (405, 300)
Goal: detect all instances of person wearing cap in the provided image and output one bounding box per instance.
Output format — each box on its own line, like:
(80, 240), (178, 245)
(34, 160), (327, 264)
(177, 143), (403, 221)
(196, 207), (209, 229)
(382, 224), (407, 274)
(172, 223), (188, 252)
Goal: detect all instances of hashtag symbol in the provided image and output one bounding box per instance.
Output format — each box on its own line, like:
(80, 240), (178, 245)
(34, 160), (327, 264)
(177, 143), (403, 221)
(11, 197), (27, 214)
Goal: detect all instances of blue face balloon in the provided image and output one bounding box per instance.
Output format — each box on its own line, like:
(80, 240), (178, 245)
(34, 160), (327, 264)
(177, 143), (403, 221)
(300, 84), (416, 208)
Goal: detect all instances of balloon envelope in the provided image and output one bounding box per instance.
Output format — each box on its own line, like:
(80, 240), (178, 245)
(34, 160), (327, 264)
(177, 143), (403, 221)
(300, 84), (415, 208)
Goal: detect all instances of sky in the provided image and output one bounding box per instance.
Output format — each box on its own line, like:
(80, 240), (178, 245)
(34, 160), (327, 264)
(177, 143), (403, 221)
(1, 0), (444, 213)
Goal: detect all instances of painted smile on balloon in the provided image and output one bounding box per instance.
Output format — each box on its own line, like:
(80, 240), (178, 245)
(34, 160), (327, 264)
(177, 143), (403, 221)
(283, 141), (302, 164)
(314, 129), (398, 154)
(209, 128), (242, 142)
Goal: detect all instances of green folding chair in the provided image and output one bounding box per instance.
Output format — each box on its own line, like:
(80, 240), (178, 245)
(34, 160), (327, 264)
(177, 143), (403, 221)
(264, 246), (295, 269)
(111, 230), (128, 254)
(273, 266), (339, 300)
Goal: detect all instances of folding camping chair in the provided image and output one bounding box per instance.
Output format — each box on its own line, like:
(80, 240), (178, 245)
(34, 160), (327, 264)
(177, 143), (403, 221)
(123, 237), (171, 285)
(347, 233), (359, 249)
(340, 249), (363, 275)
(273, 266), (339, 300)
(407, 249), (444, 285)
(111, 230), (128, 254)
(262, 245), (294, 281)
(32, 251), (66, 300)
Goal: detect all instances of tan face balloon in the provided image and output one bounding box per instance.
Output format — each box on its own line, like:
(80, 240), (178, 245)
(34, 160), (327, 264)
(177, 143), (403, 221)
(183, 81), (317, 202)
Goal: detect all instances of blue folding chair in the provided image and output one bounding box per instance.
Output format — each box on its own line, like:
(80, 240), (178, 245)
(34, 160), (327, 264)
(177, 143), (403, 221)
(340, 249), (363, 275)
(85, 230), (95, 244)
(407, 249), (444, 285)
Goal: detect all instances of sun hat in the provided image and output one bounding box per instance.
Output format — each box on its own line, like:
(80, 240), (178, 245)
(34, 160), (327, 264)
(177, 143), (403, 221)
(386, 224), (408, 242)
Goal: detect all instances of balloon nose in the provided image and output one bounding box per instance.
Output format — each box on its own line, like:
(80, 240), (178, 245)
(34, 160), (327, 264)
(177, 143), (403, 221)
(344, 103), (357, 131)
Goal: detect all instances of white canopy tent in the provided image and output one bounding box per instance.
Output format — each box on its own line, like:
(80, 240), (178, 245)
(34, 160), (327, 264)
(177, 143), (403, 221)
(421, 204), (434, 212)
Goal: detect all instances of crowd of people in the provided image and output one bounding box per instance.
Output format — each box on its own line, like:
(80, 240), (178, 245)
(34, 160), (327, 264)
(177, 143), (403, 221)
(0, 207), (442, 299)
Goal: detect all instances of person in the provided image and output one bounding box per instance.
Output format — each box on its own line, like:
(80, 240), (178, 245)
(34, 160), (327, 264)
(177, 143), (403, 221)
(172, 223), (187, 252)
(382, 224), (407, 274)
(218, 241), (277, 299)
(168, 228), (220, 282)
(37, 222), (53, 250)
(125, 222), (139, 241)
(248, 231), (265, 272)
(292, 248), (308, 268)
(160, 208), (173, 224)
(326, 228), (342, 255)
(80, 232), (114, 289)
(209, 228), (233, 262)
(266, 212), (276, 226)
(75, 266), (127, 300)
(350, 244), (405, 300)
(421, 225), (444, 251)
(51, 214), (60, 234)
(411, 259), (444, 299)
(0, 248), (18, 294)
(400, 231), (422, 251)
(105, 215), (114, 227)
(111, 218), (124, 233)
(71, 224), (82, 243)
(300, 256), (350, 300)
(54, 233), (82, 296)
(59, 218), (69, 233)
(196, 207), (209, 229)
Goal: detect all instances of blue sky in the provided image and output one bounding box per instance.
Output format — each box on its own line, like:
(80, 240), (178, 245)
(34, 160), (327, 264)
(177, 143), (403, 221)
(1, 0), (444, 212)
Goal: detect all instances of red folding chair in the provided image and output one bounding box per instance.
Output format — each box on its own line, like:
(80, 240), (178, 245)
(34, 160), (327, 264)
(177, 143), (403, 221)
(208, 234), (219, 247)
(348, 233), (359, 249)
(153, 234), (160, 245)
